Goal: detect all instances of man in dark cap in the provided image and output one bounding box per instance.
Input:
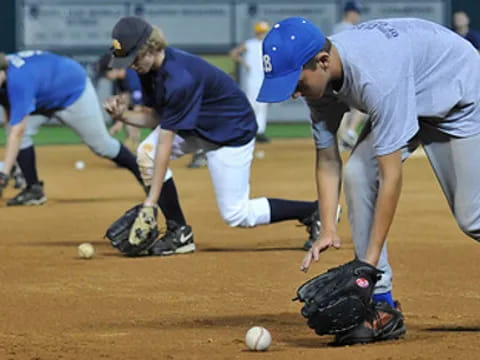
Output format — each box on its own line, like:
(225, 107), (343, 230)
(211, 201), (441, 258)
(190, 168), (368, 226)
(104, 16), (339, 256)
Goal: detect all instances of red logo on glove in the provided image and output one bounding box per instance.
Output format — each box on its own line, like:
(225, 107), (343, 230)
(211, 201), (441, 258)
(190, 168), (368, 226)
(355, 278), (369, 288)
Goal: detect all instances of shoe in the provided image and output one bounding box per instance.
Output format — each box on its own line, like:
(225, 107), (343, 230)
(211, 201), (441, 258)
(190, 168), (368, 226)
(187, 152), (207, 169)
(13, 171), (26, 189)
(301, 205), (342, 250)
(11, 164), (26, 189)
(255, 133), (271, 143)
(334, 301), (406, 346)
(7, 181), (47, 206)
(149, 220), (195, 256)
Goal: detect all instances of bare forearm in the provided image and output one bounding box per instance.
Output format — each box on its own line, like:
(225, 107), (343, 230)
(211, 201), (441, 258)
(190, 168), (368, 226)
(316, 146), (342, 232)
(144, 130), (174, 206)
(118, 109), (159, 129)
(365, 153), (402, 266)
(3, 124), (25, 175)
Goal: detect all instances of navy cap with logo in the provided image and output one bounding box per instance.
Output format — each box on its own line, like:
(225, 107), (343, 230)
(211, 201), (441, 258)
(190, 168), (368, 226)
(256, 17), (326, 103)
(110, 16), (153, 69)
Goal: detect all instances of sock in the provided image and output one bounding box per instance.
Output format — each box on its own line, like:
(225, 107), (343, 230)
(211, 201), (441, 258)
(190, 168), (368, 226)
(157, 178), (186, 226)
(112, 143), (143, 185)
(268, 199), (317, 223)
(373, 291), (395, 307)
(17, 146), (39, 186)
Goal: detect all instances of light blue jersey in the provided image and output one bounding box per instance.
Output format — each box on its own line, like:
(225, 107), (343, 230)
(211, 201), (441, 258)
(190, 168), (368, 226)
(4, 51), (86, 125)
(310, 18), (480, 156)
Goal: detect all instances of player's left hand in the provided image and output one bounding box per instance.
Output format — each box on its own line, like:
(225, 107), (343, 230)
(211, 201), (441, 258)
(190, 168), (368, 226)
(301, 232), (341, 272)
(128, 205), (159, 246)
(0, 172), (10, 197)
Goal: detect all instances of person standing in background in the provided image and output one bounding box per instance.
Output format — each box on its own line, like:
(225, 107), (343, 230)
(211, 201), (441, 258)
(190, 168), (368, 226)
(332, 1), (362, 34)
(231, 21), (271, 143)
(96, 53), (142, 152)
(333, 1), (368, 151)
(453, 11), (480, 52)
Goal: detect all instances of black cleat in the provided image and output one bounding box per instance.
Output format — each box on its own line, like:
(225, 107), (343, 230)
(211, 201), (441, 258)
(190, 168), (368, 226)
(149, 220), (195, 256)
(7, 181), (47, 206)
(255, 133), (271, 143)
(301, 205), (342, 250)
(187, 152), (207, 169)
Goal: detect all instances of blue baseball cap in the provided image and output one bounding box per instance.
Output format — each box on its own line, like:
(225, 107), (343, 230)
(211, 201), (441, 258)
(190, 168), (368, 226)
(257, 17), (326, 103)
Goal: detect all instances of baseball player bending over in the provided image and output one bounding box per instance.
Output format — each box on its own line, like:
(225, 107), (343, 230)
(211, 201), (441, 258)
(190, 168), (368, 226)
(105, 17), (337, 256)
(258, 17), (480, 345)
(0, 51), (144, 205)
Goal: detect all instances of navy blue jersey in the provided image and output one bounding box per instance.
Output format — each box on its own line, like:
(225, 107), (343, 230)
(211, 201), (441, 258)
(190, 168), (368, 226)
(115, 68), (143, 106)
(3, 51), (86, 125)
(465, 29), (480, 50)
(139, 47), (257, 146)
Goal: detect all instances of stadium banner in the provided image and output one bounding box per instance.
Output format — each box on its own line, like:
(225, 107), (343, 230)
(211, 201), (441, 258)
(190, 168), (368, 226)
(360, 0), (449, 25)
(21, 1), (127, 49)
(139, 3), (233, 50)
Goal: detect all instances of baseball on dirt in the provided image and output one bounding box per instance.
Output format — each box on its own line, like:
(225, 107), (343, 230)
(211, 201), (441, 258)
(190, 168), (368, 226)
(255, 150), (265, 159)
(78, 243), (95, 259)
(245, 326), (271, 351)
(74, 160), (85, 170)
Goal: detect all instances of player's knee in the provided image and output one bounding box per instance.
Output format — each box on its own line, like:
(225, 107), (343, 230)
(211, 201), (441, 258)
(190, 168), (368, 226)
(456, 213), (480, 241)
(344, 159), (369, 189)
(89, 142), (117, 158)
(136, 141), (172, 186)
(220, 204), (255, 228)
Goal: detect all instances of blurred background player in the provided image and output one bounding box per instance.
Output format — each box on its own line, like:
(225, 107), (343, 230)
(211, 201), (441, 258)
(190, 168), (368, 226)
(453, 11), (480, 52)
(230, 20), (271, 143)
(333, 1), (368, 151)
(96, 53), (143, 152)
(0, 51), (144, 205)
(332, 1), (362, 34)
(105, 16), (328, 255)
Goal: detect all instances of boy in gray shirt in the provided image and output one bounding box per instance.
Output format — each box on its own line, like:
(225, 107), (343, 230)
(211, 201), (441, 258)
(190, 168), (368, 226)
(257, 17), (480, 345)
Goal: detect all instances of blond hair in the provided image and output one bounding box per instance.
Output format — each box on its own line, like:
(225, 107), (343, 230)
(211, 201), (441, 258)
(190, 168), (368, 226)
(137, 26), (168, 57)
(0, 53), (8, 71)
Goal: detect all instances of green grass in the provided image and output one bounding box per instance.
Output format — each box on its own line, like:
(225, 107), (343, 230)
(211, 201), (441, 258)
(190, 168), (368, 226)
(0, 123), (311, 147)
(202, 54), (236, 77)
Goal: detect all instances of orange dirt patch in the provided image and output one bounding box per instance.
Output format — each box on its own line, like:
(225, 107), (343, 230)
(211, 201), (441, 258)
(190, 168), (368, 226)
(1, 140), (479, 360)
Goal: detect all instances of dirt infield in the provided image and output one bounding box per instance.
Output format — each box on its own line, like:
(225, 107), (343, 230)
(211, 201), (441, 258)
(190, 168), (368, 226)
(1, 140), (479, 360)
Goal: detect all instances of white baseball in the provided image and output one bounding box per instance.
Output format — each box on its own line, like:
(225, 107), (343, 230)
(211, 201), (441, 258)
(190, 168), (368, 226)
(245, 326), (271, 351)
(75, 160), (85, 170)
(255, 150), (265, 159)
(78, 243), (95, 259)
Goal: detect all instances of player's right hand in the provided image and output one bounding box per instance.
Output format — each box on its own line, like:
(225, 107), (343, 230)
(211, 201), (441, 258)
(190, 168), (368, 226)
(104, 95), (128, 120)
(301, 232), (341, 272)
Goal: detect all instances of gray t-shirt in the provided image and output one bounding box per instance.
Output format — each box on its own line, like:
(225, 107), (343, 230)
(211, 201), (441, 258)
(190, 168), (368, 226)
(310, 18), (480, 156)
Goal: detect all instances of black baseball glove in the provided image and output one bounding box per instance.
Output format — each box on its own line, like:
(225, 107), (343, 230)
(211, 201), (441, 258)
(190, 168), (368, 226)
(105, 204), (161, 257)
(293, 259), (383, 335)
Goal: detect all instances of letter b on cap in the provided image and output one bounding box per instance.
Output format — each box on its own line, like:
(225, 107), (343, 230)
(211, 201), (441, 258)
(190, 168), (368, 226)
(263, 54), (272, 73)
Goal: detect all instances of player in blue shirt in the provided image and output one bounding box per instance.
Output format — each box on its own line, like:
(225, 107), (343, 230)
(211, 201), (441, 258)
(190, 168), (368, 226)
(105, 16), (337, 255)
(96, 53), (143, 152)
(0, 51), (144, 205)
(257, 17), (480, 345)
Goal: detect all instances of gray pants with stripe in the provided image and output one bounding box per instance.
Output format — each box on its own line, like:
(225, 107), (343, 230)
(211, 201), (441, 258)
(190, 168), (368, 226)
(344, 122), (480, 293)
(19, 78), (120, 159)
